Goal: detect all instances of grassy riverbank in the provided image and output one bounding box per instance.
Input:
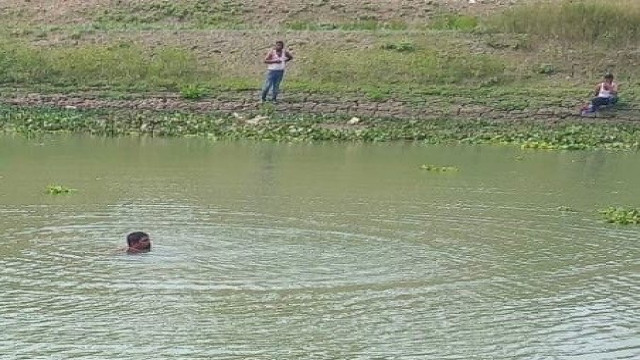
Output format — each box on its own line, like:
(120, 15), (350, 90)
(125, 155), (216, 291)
(0, 0), (639, 120)
(2, 105), (640, 150)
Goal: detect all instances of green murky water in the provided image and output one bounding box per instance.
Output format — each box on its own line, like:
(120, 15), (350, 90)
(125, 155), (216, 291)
(1, 135), (639, 359)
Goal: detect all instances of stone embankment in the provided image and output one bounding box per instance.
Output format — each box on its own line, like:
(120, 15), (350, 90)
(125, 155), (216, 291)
(3, 92), (639, 122)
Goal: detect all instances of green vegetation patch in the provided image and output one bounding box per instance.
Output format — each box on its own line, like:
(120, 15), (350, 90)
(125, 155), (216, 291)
(0, 35), (515, 95)
(520, 140), (589, 151)
(285, 19), (408, 31)
(599, 207), (640, 224)
(301, 47), (507, 88)
(488, 0), (640, 45)
(95, 0), (246, 28)
(180, 84), (208, 100)
(516, 124), (640, 151)
(0, 41), (216, 91)
(430, 13), (478, 31)
(420, 164), (459, 172)
(3, 106), (640, 151)
(381, 40), (416, 52)
(46, 184), (74, 195)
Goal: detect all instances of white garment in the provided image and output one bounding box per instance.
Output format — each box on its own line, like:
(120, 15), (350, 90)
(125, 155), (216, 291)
(598, 82), (616, 98)
(267, 49), (287, 71)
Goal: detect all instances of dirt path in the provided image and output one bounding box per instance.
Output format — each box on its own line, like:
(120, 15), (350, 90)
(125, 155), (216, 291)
(5, 91), (639, 123)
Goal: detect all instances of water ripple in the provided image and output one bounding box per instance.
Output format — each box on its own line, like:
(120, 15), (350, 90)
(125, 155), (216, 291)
(2, 171), (640, 359)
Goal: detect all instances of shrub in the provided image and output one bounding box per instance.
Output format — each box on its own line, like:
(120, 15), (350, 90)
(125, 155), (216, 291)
(381, 40), (416, 52)
(180, 84), (208, 100)
(538, 64), (555, 75)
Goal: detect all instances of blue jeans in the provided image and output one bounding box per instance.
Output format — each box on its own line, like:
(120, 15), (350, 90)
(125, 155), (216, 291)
(261, 70), (284, 101)
(589, 96), (618, 112)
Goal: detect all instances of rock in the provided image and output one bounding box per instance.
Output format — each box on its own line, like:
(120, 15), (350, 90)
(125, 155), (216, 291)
(246, 115), (268, 125)
(347, 117), (360, 125)
(536, 108), (554, 116)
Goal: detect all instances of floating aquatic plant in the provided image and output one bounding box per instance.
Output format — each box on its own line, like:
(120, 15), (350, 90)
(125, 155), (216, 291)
(521, 141), (588, 151)
(599, 207), (640, 225)
(46, 184), (74, 195)
(4, 106), (640, 151)
(420, 164), (459, 172)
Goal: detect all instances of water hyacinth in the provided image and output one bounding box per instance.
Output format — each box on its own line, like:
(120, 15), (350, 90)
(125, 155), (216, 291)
(420, 164), (459, 172)
(599, 207), (640, 225)
(2, 106), (640, 151)
(46, 184), (74, 195)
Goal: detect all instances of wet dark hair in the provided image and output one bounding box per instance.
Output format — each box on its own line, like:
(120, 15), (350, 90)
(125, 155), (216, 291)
(127, 231), (149, 246)
(275, 40), (284, 46)
(605, 73), (614, 80)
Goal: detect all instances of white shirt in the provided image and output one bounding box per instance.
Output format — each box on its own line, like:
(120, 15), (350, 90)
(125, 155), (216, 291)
(267, 49), (288, 71)
(598, 82), (618, 98)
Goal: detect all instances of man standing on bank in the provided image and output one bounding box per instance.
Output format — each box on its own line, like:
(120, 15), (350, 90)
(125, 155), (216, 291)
(261, 40), (293, 103)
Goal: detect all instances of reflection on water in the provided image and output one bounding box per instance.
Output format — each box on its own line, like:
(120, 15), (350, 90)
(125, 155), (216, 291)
(1, 135), (639, 359)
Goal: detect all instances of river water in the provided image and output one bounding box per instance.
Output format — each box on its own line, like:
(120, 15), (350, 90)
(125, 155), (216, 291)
(1, 135), (639, 359)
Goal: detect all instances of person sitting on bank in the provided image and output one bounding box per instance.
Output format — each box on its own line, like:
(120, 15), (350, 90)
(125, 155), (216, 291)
(260, 40), (293, 103)
(582, 73), (619, 114)
(126, 231), (152, 253)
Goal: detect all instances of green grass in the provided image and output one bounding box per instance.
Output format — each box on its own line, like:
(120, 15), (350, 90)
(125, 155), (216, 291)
(488, 0), (640, 45)
(0, 36), (510, 94)
(0, 41), (217, 91)
(300, 47), (507, 89)
(430, 13), (478, 31)
(95, 0), (246, 28)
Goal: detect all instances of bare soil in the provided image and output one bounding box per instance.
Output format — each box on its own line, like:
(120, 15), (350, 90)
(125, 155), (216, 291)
(0, 0), (530, 25)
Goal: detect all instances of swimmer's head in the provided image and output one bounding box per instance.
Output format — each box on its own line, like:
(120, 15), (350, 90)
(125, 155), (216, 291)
(127, 231), (151, 253)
